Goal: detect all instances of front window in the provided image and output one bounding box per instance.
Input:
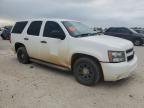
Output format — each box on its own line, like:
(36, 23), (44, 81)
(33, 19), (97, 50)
(62, 21), (97, 37)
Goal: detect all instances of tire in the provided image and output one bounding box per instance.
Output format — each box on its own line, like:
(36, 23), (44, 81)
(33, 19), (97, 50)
(73, 57), (101, 86)
(17, 47), (29, 64)
(134, 39), (143, 46)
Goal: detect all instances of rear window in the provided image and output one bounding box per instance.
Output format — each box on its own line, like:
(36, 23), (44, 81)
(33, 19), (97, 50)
(12, 21), (28, 34)
(27, 21), (42, 36)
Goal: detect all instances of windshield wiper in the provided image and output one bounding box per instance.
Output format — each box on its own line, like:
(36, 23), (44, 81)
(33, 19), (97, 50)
(76, 33), (98, 37)
(76, 33), (91, 37)
(90, 33), (99, 35)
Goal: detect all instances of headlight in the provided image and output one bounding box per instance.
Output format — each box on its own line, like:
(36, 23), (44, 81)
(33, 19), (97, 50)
(108, 51), (126, 63)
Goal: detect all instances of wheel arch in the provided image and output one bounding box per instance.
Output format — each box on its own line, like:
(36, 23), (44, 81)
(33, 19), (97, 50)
(15, 42), (26, 52)
(71, 53), (104, 80)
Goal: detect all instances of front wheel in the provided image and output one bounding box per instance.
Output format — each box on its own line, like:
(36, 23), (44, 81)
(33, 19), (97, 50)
(73, 57), (101, 86)
(17, 47), (30, 64)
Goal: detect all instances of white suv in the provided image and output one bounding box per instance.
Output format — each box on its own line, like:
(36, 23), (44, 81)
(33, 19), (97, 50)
(11, 19), (137, 86)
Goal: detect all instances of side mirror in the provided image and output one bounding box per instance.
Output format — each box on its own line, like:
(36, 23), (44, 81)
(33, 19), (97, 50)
(59, 34), (65, 40)
(50, 30), (65, 40)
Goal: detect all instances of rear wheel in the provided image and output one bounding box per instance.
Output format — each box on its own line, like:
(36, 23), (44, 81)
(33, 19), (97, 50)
(134, 39), (143, 46)
(73, 57), (101, 86)
(17, 47), (29, 64)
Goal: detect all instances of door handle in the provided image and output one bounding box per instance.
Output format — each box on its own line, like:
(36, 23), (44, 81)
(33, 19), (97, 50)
(40, 41), (47, 43)
(24, 38), (29, 40)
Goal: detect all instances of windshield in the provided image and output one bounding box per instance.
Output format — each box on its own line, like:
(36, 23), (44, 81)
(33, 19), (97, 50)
(62, 21), (97, 37)
(129, 28), (139, 34)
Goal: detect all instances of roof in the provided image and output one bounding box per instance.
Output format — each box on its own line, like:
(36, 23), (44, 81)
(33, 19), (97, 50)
(16, 18), (78, 22)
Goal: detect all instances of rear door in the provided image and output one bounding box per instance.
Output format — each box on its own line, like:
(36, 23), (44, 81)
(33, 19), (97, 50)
(105, 28), (119, 37)
(115, 28), (131, 40)
(120, 28), (132, 40)
(39, 21), (67, 66)
(24, 21), (43, 59)
(110, 28), (124, 38)
(107, 28), (129, 39)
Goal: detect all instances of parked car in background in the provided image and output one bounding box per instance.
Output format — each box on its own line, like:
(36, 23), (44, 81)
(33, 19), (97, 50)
(1, 26), (13, 40)
(11, 19), (137, 86)
(104, 27), (144, 46)
(93, 27), (104, 34)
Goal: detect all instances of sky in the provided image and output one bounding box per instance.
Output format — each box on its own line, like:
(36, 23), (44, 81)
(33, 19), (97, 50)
(0, 0), (144, 27)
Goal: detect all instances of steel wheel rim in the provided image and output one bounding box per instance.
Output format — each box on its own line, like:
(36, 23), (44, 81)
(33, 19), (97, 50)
(77, 62), (94, 81)
(135, 40), (140, 45)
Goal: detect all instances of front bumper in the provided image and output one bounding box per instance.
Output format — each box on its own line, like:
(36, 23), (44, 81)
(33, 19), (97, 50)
(101, 55), (137, 81)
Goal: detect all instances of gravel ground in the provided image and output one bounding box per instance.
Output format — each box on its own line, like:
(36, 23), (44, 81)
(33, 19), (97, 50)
(0, 38), (144, 108)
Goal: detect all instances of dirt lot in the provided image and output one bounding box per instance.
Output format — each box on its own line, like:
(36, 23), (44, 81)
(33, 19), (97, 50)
(0, 38), (144, 108)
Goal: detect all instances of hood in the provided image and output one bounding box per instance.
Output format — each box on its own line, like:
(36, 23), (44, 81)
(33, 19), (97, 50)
(82, 35), (133, 50)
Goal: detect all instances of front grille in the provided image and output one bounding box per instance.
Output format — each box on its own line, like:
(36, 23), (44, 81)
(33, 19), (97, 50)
(126, 48), (134, 62)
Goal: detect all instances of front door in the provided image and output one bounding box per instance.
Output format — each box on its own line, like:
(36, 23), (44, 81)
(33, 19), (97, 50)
(39, 21), (67, 66)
